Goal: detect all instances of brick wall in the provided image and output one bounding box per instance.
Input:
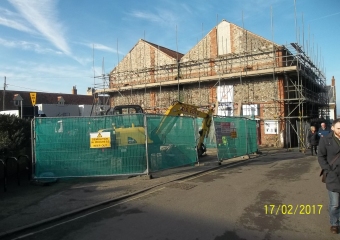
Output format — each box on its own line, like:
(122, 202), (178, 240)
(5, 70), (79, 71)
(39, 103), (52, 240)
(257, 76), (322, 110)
(107, 21), (289, 147)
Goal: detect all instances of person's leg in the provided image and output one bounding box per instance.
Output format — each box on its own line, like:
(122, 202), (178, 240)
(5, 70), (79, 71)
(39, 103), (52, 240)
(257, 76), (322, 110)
(311, 145), (314, 155)
(328, 191), (340, 233)
(315, 145), (318, 154)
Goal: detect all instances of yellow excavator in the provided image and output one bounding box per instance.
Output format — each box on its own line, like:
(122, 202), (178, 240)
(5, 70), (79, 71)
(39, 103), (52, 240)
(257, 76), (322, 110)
(152, 101), (214, 156)
(100, 101), (214, 157)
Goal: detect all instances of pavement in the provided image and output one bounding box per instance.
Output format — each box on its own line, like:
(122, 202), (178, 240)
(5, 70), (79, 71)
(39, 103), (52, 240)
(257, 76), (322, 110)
(0, 147), (287, 238)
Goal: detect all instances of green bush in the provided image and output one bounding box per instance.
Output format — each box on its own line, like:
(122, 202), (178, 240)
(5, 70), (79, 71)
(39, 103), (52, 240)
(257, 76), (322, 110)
(0, 114), (31, 157)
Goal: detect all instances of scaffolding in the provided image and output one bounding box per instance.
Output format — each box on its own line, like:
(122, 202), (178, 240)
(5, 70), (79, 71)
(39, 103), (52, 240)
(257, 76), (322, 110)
(281, 43), (328, 151)
(100, 29), (328, 149)
(92, 70), (110, 116)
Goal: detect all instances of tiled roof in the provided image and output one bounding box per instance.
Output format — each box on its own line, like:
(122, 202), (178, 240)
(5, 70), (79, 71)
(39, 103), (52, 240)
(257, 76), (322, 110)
(144, 40), (184, 60)
(0, 90), (96, 111)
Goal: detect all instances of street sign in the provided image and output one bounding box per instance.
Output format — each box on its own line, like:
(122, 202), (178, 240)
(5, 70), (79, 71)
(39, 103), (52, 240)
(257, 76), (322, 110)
(30, 92), (36, 106)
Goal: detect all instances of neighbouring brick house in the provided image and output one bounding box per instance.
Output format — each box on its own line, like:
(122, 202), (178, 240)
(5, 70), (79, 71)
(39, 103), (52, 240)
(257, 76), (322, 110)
(1, 92), (92, 109)
(0, 86), (108, 117)
(98, 20), (332, 148)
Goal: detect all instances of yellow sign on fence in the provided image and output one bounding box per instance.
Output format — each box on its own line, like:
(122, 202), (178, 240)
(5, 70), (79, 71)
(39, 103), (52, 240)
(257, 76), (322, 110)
(231, 131), (237, 138)
(30, 92), (36, 106)
(90, 132), (111, 148)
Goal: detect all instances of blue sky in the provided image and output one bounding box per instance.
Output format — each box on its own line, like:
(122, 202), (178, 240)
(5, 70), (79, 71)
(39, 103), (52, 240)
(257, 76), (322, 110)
(1, 0), (339, 113)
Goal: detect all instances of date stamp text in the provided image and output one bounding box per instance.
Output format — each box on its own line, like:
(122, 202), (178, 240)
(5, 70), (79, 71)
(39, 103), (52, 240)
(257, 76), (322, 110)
(264, 204), (323, 215)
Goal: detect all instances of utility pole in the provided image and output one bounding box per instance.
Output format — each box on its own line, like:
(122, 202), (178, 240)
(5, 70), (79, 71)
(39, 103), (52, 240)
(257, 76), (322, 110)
(3, 76), (6, 111)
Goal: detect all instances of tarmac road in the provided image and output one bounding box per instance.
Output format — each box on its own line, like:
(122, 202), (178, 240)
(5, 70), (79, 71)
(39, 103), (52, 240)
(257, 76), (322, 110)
(2, 150), (335, 240)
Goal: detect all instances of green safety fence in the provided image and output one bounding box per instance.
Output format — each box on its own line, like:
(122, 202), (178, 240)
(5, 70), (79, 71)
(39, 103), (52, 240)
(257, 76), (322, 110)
(33, 114), (198, 178)
(34, 115), (147, 178)
(212, 116), (258, 160)
(146, 115), (197, 171)
(33, 114), (257, 179)
(195, 118), (217, 148)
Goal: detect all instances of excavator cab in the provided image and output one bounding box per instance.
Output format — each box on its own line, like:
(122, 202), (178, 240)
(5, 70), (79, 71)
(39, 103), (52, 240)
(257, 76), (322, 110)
(112, 105), (144, 114)
(100, 104), (146, 146)
(100, 102), (213, 157)
(105, 104), (144, 128)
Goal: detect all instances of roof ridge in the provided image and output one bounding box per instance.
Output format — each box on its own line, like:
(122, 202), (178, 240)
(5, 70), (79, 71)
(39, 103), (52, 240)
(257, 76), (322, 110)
(142, 39), (184, 60)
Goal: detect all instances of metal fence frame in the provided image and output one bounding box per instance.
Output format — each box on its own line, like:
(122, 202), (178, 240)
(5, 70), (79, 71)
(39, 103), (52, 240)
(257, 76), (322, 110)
(32, 115), (258, 179)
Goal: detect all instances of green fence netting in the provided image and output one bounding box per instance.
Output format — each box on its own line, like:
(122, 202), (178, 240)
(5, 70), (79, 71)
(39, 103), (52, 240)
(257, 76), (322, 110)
(146, 115), (197, 171)
(33, 114), (257, 179)
(213, 116), (258, 160)
(34, 115), (147, 178)
(33, 114), (198, 178)
(195, 118), (217, 148)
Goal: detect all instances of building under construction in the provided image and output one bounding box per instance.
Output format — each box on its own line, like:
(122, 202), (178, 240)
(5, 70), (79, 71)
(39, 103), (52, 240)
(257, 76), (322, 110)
(97, 20), (330, 149)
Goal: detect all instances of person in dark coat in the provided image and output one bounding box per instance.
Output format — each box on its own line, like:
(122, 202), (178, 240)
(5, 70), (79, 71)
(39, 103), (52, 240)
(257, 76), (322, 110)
(318, 118), (340, 234)
(318, 122), (331, 138)
(307, 126), (319, 155)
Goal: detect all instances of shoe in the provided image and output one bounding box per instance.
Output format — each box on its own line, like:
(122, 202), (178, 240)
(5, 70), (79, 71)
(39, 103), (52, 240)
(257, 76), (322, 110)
(330, 226), (338, 234)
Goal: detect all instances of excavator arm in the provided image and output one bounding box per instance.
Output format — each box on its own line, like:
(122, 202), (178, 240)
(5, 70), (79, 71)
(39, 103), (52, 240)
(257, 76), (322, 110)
(100, 102), (214, 157)
(153, 101), (214, 156)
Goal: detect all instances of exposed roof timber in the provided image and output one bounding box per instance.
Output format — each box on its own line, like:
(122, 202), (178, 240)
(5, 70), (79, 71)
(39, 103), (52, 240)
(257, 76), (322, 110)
(288, 43), (325, 80)
(291, 43), (303, 53)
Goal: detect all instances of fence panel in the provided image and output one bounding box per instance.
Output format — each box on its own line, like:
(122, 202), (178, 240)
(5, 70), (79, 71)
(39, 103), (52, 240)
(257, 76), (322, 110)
(146, 115), (197, 171)
(34, 115), (147, 178)
(213, 116), (257, 161)
(247, 119), (258, 153)
(195, 118), (217, 148)
(33, 114), (258, 179)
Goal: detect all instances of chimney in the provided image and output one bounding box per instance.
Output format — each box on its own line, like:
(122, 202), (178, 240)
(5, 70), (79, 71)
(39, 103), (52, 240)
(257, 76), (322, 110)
(332, 76), (335, 86)
(87, 87), (95, 96)
(72, 86), (77, 95)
